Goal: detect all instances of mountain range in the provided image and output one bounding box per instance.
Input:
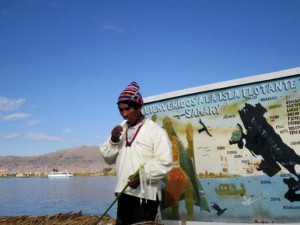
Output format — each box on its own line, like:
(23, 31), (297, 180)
(0, 146), (114, 174)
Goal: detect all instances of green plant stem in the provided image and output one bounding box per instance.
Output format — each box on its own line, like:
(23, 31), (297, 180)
(93, 167), (141, 225)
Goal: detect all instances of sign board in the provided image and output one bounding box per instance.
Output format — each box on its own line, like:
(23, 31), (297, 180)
(143, 67), (300, 224)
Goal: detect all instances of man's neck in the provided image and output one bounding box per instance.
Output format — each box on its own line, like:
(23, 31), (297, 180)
(131, 115), (145, 127)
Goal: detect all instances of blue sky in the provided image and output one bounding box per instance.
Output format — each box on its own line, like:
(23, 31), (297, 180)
(0, 0), (299, 156)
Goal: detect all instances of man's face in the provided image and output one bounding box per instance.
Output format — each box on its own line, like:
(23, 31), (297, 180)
(118, 102), (142, 126)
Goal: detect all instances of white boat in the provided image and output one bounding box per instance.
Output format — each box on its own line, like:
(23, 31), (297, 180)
(47, 171), (73, 178)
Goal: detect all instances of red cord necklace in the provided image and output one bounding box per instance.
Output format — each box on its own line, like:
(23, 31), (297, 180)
(125, 119), (145, 147)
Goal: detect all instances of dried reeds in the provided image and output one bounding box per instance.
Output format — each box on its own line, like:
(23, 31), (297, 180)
(0, 211), (115, 225)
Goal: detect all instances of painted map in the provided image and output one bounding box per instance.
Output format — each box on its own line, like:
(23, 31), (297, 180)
(143, 73), (300, 223)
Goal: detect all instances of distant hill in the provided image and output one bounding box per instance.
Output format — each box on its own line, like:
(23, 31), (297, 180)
(0, 146), (114, 174)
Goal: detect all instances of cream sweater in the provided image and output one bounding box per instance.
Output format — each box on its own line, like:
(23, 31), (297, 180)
(100, 118), (173, 201)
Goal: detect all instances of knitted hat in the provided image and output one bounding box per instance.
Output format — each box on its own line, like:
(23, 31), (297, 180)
(117, 81), (143, 105)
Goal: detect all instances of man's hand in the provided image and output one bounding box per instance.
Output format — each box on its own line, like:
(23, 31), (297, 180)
(110, 125), (123, 143)
(127, 174), (140, 189)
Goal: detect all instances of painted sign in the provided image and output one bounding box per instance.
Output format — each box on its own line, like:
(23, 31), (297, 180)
(143, 68), (300, 223)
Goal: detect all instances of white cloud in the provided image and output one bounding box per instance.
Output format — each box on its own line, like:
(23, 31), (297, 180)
(26, 133), (64, 142)
(63, 128), (72, 133)
(96, 135), (108, 142)
(0, 96), (25, 111)
(2, 113), (31, 121)
(102, 24), (124, 33)
(0, 133), (20, 139)
(26, 119), (41, 126)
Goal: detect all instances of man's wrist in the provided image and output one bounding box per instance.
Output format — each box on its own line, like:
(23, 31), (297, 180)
(109, 138), (119, 146)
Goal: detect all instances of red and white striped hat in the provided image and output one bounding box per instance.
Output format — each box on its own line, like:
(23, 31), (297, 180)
(117, 81), (143, 105)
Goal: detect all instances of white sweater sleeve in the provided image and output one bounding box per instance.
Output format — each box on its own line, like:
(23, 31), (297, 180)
(143, 127), (173, 182)
(99, 138), (119, 165)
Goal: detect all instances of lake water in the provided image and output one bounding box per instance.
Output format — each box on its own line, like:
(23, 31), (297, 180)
(0, 176), (117, 218)
(2, 175), (300, 223)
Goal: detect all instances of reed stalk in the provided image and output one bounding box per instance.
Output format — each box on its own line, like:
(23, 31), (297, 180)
(93, 166), (141, 225)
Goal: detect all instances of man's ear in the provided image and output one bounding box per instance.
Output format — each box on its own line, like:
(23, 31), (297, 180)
(137, 105), (143, 113)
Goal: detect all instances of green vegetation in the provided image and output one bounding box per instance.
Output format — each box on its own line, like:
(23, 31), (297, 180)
(0, 168), (116, 178)
(253, 203), (273, 223)
(198, 171), (241, 178)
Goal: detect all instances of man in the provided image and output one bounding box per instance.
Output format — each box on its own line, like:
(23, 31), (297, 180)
(100, 81), (173, 225)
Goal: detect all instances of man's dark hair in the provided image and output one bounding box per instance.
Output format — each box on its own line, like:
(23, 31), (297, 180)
(118, 100), (142, 110)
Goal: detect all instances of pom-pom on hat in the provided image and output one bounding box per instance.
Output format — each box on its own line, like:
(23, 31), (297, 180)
(117, 81), (143, 105)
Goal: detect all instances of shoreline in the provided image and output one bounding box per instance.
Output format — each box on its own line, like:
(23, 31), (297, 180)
(0, 173), (116, 178)
(0, 212), (116, 225)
